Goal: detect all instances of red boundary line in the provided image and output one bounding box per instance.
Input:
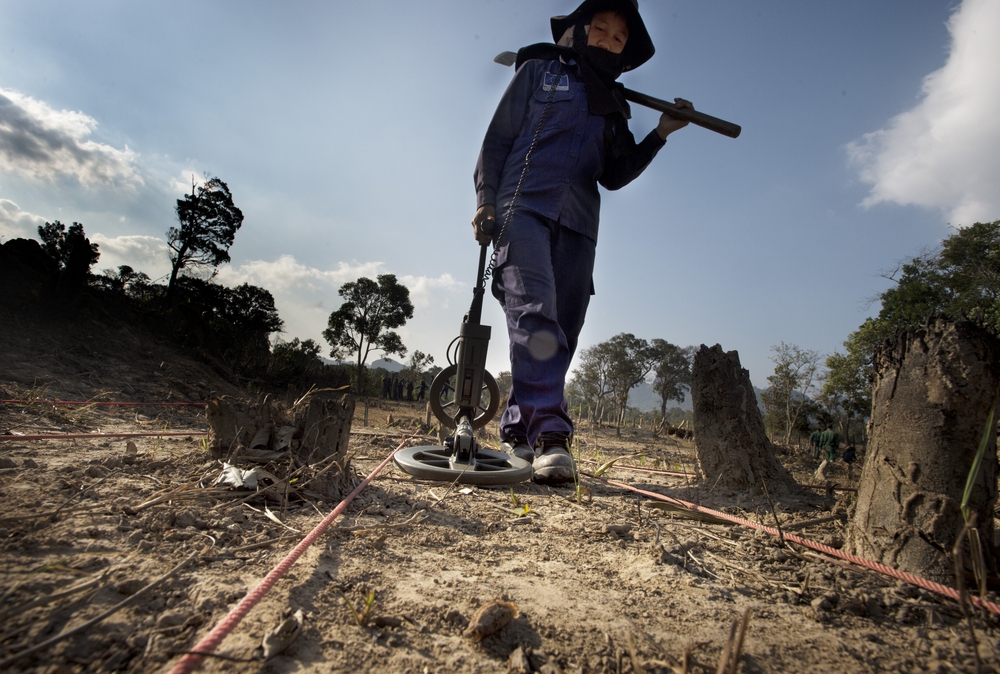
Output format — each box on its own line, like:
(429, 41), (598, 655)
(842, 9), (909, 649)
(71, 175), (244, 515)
(0, 432), (206, 442)
(169, 437), (411, 674)
(2, 400), (206, 407)
(592, 475), (1000, 616)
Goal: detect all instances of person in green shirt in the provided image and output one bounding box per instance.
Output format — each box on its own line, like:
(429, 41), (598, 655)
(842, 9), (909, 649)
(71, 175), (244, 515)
(819, 424), (840, 462)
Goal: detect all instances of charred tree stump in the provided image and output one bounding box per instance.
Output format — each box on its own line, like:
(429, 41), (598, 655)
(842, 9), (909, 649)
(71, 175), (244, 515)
(691, 344), (799, 495)
(845, 319), (1000, 582)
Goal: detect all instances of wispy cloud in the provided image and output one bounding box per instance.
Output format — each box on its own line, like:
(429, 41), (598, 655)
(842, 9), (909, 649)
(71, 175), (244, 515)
(90, 233), (171, 279)
(0, 198), (45, 241)
(847, 0), (1000, 226)
(0, 86), (143, 188)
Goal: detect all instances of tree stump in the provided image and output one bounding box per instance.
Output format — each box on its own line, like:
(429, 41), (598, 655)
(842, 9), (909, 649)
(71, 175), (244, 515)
(691, 344), (799, 495)
(845, 319), (1000, 582)
(206, 393), (354, 466)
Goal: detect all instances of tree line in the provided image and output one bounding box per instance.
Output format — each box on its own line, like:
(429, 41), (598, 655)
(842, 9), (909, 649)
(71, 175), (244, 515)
(21, 176), (423, 394)
(565, 333), (695, 436)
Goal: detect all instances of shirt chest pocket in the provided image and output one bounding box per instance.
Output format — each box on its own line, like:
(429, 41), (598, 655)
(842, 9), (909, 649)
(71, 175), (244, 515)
(533, 72), (575, 104)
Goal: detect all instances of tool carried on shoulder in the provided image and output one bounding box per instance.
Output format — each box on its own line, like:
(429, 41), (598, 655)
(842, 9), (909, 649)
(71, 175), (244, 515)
(493, 51), (741, 139)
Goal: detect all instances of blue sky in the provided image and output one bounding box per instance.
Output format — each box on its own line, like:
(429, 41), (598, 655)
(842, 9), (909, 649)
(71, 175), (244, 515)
(2, 1), (998, 389)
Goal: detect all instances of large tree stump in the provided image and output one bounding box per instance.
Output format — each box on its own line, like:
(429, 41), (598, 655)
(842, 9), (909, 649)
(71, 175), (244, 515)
(845, 319), (1000, 582)
(691, 344), (799, 495)
(206, 393), (354, 466)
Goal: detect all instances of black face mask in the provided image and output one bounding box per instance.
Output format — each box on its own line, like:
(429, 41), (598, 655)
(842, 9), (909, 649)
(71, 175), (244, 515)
(580, 45), (625, 86)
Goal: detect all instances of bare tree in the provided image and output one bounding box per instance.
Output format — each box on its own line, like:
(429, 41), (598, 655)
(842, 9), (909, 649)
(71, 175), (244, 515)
(762, 342), (822, 445)
(571, 342), (615, 428)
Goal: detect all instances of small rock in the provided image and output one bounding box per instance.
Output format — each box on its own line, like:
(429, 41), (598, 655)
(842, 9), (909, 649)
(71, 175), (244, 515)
(137, 540), (153, 553)
(126, 530), (144, 546)
(156, 610), (192, 629)
(0, 457), (18, 469)
(508, 645), (532, 674)
(22, 458), (39, 469)
(123, 441), (138, 464)
(811, 596), (832, 613)
(85, 465), (111, 478)
(463, 601), (518, 642)
(445, 609), (467, 627)
(372, 616), (402, 628)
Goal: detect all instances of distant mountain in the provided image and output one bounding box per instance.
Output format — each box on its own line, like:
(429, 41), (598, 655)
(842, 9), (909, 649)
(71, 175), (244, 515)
(603, 381), (766, 414)
(370, 358), (405, 372)
(319, 357), (406, 372)
(626, 380), (692, 413)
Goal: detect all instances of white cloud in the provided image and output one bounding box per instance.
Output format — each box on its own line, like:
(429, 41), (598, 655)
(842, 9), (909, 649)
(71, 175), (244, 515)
(89, 233), (171, 279)
(215, 255), (472, 362)
(400, 272), (465, 309)
(847, 0), (1000, 225)
(0, 87), (143, 188)
(0, 198), (45, 241)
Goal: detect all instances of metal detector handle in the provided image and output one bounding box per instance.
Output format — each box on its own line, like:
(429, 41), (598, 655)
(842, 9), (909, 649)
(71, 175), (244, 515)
(621, 88), (741, 139)
(467, 242), (489, 326)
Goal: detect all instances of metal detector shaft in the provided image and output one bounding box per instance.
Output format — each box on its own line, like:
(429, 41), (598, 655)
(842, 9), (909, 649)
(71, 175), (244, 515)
(452, 242), (492, 423)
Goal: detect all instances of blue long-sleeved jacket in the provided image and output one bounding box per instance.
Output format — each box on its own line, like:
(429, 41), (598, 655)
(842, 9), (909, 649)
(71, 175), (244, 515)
(475, 57), (665, 242)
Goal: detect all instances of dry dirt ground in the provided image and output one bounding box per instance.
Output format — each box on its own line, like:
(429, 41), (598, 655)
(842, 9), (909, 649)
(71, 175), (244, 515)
(1, 304), (999, 673)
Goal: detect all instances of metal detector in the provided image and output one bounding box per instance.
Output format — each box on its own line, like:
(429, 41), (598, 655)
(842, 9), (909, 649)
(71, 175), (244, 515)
(393, 240), (532, 485)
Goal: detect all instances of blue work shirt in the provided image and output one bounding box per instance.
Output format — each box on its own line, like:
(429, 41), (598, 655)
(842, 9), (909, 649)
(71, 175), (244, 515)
(475, 57), (666, 242)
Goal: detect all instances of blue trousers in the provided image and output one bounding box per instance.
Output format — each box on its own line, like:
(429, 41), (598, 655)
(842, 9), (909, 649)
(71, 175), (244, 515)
(491, 209), (596, 446)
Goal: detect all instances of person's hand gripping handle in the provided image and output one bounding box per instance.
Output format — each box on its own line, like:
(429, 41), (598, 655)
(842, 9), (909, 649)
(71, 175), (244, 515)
(472, 204), (495, 245)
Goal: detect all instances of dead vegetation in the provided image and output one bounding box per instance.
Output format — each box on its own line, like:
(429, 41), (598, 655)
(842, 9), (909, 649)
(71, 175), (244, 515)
(2, 307), (1000, 672)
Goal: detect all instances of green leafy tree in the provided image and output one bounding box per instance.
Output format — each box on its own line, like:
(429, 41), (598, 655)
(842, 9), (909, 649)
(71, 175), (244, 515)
(649, 339), (694, 421)
(269, 338), (323, 383)
(166, 177), (244, 300)
(214, 283), (284, 373)
(37, 221), (100, 272)
(496, 370), (513, 409)
(821, 319), (880, 438)
(762, 342), (822, 446)
(601, 333), (658, 436)
(323, 274), (414, 393)
(878, 219), (1000, 333)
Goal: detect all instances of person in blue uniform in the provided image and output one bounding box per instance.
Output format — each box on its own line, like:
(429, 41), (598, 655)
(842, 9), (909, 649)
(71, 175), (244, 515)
(472, 0), (693, 482)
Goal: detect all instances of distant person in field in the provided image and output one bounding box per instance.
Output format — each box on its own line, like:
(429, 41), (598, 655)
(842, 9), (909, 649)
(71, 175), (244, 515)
(417, 379), (428, 401)
(819, 424), (840, 462)
(809, 427), (822, 460)
(842, 444), (857, 479)
(472, 0), (693, 483)
(406, 380), (414, 401)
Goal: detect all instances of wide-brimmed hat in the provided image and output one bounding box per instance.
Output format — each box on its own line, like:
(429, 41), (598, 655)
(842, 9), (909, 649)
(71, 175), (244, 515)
(550, 0), (654, 71)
